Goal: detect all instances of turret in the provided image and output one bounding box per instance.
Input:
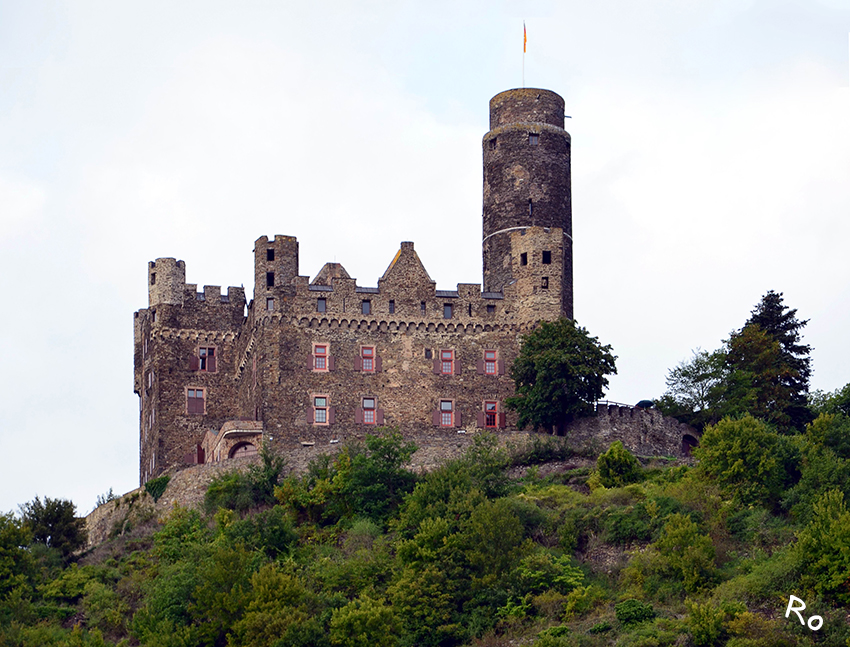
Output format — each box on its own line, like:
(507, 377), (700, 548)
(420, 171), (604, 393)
(482, 88), (573, 319)
(254, 235), (299, 302)
(148, 258), (186, 307)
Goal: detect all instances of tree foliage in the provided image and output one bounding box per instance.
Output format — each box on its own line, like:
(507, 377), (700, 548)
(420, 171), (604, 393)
(596, 441), (642, 488)
(659, 291), (814, 432)
(506, 318), (617, 433)
(19, 496), (86, 560)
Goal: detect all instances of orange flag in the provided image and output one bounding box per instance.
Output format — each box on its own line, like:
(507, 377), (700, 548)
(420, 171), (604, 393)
(524, 22), (527, 53)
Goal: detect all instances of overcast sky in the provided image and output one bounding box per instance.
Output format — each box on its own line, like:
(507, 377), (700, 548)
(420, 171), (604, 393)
(1, 1), (849, 515)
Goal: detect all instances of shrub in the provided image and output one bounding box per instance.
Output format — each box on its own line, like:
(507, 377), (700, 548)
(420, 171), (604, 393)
(615, 599), (656, 626)
(144, 475), (170, 503)
(597, 441), (642, 488)
(694, 415), (793, 508)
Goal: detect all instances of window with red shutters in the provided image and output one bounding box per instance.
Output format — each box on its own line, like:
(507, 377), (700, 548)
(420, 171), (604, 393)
(362, 397), (376, 424)
(312, 344), (332, 371)
(484, 401), (498, 428)
(312, 395), (329, 425)
(187, 388), (205, 415)
(439, 400), (453, 427)
(361, 347), (375, 372)
(199, 347), (216, 372)
(440, 350), (453, 375)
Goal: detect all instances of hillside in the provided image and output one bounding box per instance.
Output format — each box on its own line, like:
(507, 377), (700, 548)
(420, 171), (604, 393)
(3, 422), (850, 647)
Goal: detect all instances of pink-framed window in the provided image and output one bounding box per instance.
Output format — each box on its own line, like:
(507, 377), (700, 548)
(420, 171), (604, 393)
(484, 350), (497, 375)
(362, 347), (374, 372)
(313, 395), (329, 425)
(199, 347), (216, 372)
(314, 345), (328, 371)
(363, 397), (376, 424)
(440, 350), (454, 375)
(440, 400), (453, 427)
(485, 401), (498, 428)
(187, 388), (205, 415)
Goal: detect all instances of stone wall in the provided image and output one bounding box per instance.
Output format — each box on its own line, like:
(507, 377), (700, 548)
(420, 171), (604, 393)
(85, 430), (535, 548)
(565, 405), (700, 458)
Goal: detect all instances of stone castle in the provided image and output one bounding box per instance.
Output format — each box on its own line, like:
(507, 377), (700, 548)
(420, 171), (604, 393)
(133, 88), (694, 484)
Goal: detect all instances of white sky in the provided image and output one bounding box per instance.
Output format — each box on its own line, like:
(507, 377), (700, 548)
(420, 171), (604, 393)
(1, 0), (849, 515)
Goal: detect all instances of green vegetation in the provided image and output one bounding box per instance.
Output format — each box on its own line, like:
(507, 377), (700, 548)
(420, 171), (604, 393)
(4, 421), (850, 647)
(506, 318), (617, 434)
(2, 289), (849, 645)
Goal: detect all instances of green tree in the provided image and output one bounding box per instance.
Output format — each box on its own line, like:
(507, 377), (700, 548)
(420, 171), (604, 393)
(329, 594), (400, 647)
(796, 489), (850, 604)
(0, 512), (33, 598)
(737, 291), (813, 430)
(693, 415), (796, 508)
(658, 348), (726, 429)
(596, 441), (642, 488)
(723, 324), (798, 430)
(19, 496), (86, 560)
(506, 318), (617, 434)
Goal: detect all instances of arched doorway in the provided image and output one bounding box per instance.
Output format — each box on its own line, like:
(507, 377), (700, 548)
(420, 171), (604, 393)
(681, 434), (699, 457)
(229, 442), (258, 459)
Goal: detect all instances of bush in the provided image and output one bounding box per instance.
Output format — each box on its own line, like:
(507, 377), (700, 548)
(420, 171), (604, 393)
(597, 441), (642, 488)
(694, 415), (794, 508)
(205, 444), (285, 513)
(144, 475), (170, 503)
(615, 599), (656, 626)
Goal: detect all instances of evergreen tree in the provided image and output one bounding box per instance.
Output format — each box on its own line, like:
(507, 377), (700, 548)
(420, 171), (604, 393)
(738, 291), (813, 429)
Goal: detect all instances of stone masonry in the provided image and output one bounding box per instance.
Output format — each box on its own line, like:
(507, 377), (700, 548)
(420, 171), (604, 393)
(132, 88), (695, 485)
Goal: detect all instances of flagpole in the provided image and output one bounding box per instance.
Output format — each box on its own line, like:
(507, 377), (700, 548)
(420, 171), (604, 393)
(523, 21), (526, 87)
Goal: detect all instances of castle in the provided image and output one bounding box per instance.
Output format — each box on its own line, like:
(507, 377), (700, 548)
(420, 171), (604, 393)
(134, 88), (690, 484)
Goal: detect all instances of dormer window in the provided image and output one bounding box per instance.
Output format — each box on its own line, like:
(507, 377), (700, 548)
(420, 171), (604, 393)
(528, 133), (539, 145)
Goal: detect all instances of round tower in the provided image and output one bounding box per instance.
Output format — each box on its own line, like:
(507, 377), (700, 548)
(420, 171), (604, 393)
(148, 258), (186, 307)
(482, 88), (573, 319)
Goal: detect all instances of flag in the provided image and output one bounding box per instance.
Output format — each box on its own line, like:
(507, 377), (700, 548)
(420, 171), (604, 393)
(524, 22), (527, 53)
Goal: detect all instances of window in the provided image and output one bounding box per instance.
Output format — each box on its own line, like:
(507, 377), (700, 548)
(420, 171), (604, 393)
(361, 347), (375, 372)
(267, 248), (275, 261)
(389, 300), (395, 314)
(443, 303), (452, 319)
(541, 276), (549, 289)
(542, 250), (552, 264)
(187, 388), (205, 415)
(151, 310), (156, 323)
(363, 398), (376, 424)
(420, 301), (426, 314)
(361, 300), (371, 315)
(313, 345), (328, 371)
(266, 272), (275, 288)
(424, 348), (432, 359)
(196, 292), (205, 301)
(440, 400), (453, 427)
(487, 304), (495, 314)
(440, 350), (454, 375)
(484, 350), (497, 375)
(313, 396), (328, 424)
(485, 401), (498, 428)
(150, 272), (156, 285)
(529, 132), (539, 145)
(489, 137), (497, 150)
(266, 297), (274, 311)
(528, 199), (533, 215)
(520, 252), (528, 266)
(317, 298), (326, 313)
(199, 347), (216, 372)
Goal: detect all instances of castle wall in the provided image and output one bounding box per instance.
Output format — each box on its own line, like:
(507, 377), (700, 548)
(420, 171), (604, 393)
(132, 88), (584, 482)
